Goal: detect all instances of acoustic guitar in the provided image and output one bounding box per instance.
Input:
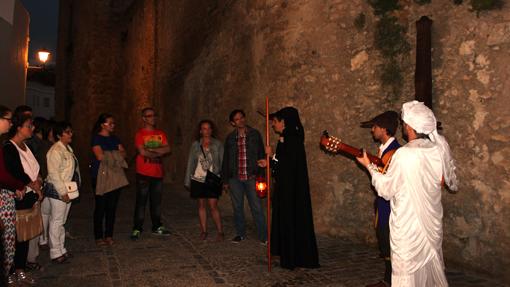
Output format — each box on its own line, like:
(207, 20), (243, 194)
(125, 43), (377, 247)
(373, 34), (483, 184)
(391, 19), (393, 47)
(319, 131), (395, 170)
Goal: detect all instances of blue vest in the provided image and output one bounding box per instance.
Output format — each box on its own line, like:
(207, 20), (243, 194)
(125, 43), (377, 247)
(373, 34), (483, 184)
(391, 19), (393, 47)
(376, 139), (400, 229)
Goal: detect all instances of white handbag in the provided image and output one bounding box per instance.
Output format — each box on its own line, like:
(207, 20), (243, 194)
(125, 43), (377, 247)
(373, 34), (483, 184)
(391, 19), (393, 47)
(65, 181), (79, 200)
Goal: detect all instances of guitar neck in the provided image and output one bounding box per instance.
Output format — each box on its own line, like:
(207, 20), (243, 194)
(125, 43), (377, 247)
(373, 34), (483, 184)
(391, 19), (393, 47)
(337, 142), (383, 167)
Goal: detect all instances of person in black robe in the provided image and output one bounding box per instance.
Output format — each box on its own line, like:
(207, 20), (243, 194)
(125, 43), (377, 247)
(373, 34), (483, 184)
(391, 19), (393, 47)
(264, 106), (319, 270)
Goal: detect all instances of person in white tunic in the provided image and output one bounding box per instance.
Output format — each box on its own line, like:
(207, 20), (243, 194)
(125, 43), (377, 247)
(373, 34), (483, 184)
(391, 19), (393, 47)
(357, 101), (458, 287)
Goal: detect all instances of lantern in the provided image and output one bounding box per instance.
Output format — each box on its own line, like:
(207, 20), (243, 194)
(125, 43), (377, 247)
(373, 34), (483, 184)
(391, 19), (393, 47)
(256, 176), (267, 198)
(37, 49), (50, 64)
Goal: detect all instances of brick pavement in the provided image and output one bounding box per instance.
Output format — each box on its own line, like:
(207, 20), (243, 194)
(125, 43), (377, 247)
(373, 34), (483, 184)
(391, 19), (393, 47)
(32, 184), (506, 287)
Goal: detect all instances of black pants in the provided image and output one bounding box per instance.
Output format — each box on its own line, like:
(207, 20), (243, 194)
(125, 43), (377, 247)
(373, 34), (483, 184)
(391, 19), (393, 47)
(92, 180), (121, 240)
(133, 174), (163, 232)
(13, 241), (28, 271)
(376, 222), (391, 284)
(13, 192), (37, 272)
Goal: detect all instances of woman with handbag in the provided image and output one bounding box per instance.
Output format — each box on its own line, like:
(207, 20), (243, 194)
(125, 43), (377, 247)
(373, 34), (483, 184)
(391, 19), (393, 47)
(45, 121), (80, 263)
(0, 106), (27, 286)
(3, 113), (43, 285)
(184, 120), (224, 241)
(90, 113), (126, 246)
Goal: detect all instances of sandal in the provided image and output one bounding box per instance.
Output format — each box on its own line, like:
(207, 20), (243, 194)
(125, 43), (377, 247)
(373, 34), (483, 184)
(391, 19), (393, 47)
(52, 255), (67, 264)
(26, 261), (43, 271)
(105, 237), (114, 245)
(199, 232), (208, 241)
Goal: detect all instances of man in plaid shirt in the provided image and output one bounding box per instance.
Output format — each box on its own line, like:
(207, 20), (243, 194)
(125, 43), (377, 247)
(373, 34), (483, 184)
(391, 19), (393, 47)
(222, 109), (267, 244)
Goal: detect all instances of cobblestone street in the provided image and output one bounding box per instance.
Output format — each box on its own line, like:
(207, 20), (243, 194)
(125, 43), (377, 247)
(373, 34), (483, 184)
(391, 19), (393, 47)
(32, 184), (505, 287)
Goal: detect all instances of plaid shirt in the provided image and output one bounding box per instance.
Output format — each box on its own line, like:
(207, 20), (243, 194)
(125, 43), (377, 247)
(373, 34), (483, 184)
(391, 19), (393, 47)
(237, 133), (248, 180)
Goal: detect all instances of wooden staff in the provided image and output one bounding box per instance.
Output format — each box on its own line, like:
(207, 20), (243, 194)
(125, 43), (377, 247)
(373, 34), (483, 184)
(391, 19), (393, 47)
(265, 96), (272, 272)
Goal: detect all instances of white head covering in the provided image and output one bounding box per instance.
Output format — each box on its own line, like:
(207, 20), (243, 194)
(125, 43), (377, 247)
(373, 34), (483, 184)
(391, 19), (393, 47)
(402, 101), (458, 191)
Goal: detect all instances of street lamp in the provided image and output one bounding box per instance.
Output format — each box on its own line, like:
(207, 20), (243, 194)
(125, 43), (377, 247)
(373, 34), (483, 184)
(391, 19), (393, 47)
(37, 49), (50, 65)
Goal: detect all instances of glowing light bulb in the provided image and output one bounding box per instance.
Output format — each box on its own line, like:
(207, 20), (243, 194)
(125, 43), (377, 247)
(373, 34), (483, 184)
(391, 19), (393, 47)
(38, 50), (50, 64)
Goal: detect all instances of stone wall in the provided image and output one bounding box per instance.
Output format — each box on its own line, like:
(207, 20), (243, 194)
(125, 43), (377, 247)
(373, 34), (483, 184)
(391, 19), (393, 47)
(0, 0), (29, 108)
(56, 0), (510, 281)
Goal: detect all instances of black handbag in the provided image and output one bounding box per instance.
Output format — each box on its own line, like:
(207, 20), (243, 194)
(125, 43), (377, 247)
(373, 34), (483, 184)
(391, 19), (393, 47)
(205, 171), (222, 188)
(200, 145), (222, 192)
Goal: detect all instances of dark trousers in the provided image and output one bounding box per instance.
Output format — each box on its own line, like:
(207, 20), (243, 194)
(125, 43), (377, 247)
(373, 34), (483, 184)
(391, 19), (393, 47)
(93, 180), (121, 240)
(228, 178), (267, 241)
(133, 174), (163, 232)
(13, 241), (28, 271)
(13, 193), (37, 272)
(376, 221), (391, 284)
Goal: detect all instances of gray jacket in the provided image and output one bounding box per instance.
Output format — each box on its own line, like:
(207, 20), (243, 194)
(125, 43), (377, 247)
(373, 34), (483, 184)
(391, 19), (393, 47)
(96, 151), (129, 195)
(221, 126), (265, 181)
(184, 138), (224, 188)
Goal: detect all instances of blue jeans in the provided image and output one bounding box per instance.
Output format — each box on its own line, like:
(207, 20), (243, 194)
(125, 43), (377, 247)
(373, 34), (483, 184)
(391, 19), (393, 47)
(133, 174), (163, 231)
(228, 178), (267, 241)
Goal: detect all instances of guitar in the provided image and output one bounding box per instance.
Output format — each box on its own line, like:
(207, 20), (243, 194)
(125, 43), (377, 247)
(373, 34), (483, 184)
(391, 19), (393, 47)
(319, 130), (395, 169)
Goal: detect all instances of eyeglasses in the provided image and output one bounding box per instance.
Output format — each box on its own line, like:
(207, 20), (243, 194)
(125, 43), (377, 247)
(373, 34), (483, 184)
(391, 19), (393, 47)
(1, 117), (12, 122)
(22, 124), (34, 129)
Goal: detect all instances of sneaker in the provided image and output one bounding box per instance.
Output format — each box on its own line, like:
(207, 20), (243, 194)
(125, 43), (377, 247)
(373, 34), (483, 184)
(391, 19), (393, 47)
(231, 235), (245, 243)
(16, 271), (36, 285)
(130, 229), (141, 240)
(152, 226), (171, 236)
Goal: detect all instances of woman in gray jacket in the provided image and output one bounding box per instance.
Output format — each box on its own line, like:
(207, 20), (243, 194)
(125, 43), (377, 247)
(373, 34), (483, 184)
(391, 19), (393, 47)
(184, 120), (224, 241)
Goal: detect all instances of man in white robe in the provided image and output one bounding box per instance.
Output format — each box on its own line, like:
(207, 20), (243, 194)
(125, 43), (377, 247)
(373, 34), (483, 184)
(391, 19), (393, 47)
(357, 101), (458, 287)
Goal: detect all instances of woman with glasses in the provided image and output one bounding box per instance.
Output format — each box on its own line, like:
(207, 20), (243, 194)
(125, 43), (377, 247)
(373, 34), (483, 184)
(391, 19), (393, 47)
(0, 106), (26, 286)
(3, 113), (43, 285)
(90, 113), (126, 246)
(25, 117), (55, 271)
(45, 122), (80, 263)
(184, 120), (224, 241)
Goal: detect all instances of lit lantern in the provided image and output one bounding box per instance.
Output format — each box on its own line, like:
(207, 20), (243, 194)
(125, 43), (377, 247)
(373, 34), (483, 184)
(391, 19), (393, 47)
(256, 176), (267, 198)
(37, 49), (50, 64)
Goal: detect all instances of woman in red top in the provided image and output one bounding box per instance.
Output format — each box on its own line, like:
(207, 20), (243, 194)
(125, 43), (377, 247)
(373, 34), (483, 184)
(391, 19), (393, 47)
(0, 105), (26, 285)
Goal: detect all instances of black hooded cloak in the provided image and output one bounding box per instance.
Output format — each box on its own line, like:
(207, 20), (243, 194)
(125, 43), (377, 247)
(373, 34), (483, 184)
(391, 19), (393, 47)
(270, 107), (319, 270)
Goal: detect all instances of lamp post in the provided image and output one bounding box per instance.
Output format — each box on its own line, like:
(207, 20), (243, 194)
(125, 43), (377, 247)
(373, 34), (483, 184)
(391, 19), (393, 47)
(37, 48), (50, 68)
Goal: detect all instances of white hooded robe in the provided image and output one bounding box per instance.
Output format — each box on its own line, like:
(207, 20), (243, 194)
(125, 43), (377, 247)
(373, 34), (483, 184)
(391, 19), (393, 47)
(368, 138), (448, 287)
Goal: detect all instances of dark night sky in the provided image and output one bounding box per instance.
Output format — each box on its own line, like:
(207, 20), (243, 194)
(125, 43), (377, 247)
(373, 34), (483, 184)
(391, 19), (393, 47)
(20, 0), (59, 65)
